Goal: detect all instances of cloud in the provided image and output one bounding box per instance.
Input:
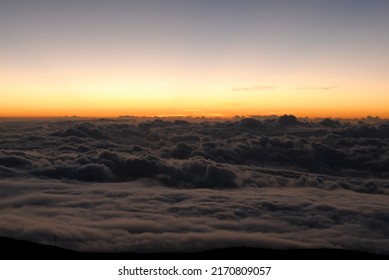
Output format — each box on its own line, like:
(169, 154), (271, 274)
(0, 117), (388, 254)
(0, 179), (388, 253)
(277, 114), (300, 125)
(239, 118), (263, 128)
(0, 155), (32, 168)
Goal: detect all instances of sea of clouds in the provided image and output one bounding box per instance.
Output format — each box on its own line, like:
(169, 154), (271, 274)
(0, 116), (388, 253)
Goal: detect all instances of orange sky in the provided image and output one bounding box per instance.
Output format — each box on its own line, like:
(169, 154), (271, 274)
(1, 1), (389, 119)
(1, 75), (388, 118)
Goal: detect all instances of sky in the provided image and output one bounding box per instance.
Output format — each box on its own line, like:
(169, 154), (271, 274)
(1, 0), (389, 118)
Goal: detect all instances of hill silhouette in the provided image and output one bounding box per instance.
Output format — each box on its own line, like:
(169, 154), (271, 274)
(0, 237), (386, 260)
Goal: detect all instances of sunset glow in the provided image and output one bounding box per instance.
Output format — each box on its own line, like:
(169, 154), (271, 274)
(1, 0), (389, 118)
(2, 0), (389, 262)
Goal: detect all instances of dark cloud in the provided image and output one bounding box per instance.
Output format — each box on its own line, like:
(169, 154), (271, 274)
(0, 117), (388, 254)
(0, 155), (32, 168)
(277, 114), (300, 125)
(239, 118), (263, 128)
(52, 122), (107, 139)
(167, 142), (194, 159)
(320, 118), (340, 127)
(77, 164), (115, 182)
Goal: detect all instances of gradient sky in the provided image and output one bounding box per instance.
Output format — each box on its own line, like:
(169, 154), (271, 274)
(1, 0), (389, 118)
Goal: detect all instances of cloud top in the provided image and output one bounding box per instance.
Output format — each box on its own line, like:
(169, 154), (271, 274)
(0, 117), (388, 254)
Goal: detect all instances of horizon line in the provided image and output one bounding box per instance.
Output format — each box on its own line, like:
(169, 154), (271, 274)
(0, 114), (386, 120)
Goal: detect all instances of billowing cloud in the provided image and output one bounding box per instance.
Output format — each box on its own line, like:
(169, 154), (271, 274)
(0, 117), (388, 254)
(0, 179), (388, 253)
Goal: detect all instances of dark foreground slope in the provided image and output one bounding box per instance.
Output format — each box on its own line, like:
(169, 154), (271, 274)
(1, 237), (387, 260)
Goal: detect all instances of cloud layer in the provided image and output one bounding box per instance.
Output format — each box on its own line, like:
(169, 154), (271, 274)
(0, 117), (388, 253)
(0, 179), (388, 253)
